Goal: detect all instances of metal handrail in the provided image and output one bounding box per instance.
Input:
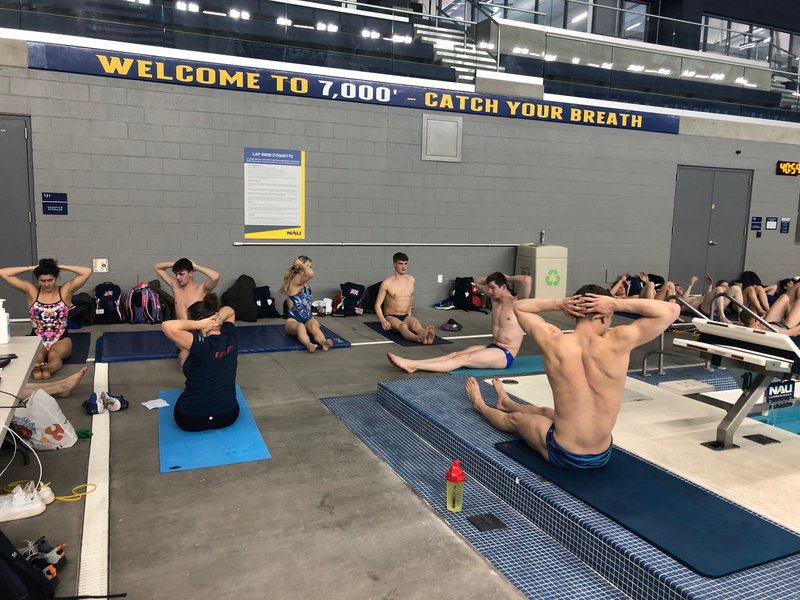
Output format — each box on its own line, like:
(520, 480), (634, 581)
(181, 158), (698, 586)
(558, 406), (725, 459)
(712, 292), (778, 332)
(478, 3), (545, 17)
(667, 295), (706, 319)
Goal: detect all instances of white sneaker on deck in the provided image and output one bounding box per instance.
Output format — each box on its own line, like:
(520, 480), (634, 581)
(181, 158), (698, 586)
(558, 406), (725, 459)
(0, 484), (46, 522)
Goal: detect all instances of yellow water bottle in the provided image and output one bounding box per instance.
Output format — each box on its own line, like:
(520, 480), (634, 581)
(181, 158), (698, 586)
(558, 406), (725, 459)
(445, 459), (465, 512)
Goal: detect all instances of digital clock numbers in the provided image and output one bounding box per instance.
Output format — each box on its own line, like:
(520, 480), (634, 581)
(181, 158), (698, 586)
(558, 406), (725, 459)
(776, 161), (800, 176)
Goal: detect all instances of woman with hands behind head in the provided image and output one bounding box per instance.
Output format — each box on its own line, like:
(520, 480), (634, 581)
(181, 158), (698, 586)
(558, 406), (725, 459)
(0, 258), (91, 379)
(280, 256), (333, 353)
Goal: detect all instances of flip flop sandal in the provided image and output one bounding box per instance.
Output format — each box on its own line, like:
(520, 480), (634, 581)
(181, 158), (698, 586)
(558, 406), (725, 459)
(440, 319), (463, 332)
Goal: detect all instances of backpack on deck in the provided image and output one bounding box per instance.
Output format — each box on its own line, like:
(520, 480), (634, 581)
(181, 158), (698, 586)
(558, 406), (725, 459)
(221, 275), (258, 322)
(69, 292), (95, 325)
(125, 283), (162, 324)
(361, 281), (382, 314)
(333, 282), (365, 317)
(253, 285), (280, 319)
(0, 529), (55, 600)
(93, 282), (124, 324)
(148, 279), (176, 321)
(453, 277), (487, 313)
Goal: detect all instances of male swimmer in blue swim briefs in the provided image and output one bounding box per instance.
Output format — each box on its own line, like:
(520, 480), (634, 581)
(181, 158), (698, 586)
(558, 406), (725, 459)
(388, 272), (523, 373)
(466, 285), (679, 470)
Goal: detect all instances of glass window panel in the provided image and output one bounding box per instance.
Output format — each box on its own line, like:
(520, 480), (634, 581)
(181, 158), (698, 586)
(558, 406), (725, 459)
(728, 20), (753, 59)
(509, 0), (537, 25)
(565, 0), (589, 32)
(620, 2), (646, 41)
(537, 0), (564, 28)
(703, 16), (728, 56)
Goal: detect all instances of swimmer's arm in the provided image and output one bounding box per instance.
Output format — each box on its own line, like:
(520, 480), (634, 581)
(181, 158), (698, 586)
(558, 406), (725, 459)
(609, 272), (628, 297)
(473, 276), (488, 294)
(593, 296), (680, 348)
(374, 282), (389, 327)
(60, 264), (92, 296)
(292, 259), (314, 285)
(514, 298), (575, 345)
(191, 262), (220, 292)
(217, 305), (236, 324)
(162, 318), (209, 351)
(153, 262), (177, 288)
(0, 265), (38, 297)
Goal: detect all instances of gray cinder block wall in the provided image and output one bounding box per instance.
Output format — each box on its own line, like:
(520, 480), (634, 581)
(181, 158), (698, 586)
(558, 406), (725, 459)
(2, 59), (800, 304)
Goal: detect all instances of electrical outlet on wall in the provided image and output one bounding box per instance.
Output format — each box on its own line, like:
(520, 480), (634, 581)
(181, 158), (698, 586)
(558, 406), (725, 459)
(93, 258), (109, 273)
(437, 274), (443, 283)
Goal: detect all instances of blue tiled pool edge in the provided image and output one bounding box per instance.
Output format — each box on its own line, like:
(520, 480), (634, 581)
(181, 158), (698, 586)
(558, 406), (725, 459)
(368, 375), (800, 600)
(322, 393), (628, 600)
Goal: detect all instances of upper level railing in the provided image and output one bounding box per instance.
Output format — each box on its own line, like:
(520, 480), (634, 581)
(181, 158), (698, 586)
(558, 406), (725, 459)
(0, 0), (798, 117)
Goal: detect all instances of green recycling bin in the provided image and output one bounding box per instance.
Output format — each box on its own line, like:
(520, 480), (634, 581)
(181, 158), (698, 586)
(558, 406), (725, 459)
(515, 244), (568, 299)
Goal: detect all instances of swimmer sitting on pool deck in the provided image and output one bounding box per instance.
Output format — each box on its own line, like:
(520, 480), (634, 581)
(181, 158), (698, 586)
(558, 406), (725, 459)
(375, 252), (435, 345)
(387, 272), (522, 373)
(466, 285), (679, 470)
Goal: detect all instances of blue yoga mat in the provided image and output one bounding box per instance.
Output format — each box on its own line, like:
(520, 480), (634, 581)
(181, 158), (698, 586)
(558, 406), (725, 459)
(96, 331), (178, 363)
(96, 325), (351, 362)
(452, 355), (544, 377)
(238, 324), (350, 353)
(64, 332), (92, 364)
(158, 385), (270, 473)
(363, 321), (452, 346)
(495, 439), (800, 577)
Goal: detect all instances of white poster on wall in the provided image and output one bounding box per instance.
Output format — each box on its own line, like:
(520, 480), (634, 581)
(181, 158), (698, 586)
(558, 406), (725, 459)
(244, 148), (305, 239)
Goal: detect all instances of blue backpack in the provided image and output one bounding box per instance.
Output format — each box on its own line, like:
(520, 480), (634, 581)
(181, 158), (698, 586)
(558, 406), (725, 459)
(93, 281), (124, 324)
(125, 283), (162, 324)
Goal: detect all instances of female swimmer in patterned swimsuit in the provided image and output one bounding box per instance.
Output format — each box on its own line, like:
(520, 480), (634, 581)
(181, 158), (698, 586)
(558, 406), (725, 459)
(0, 259), (92, 379)
(280, 256), (333, 353)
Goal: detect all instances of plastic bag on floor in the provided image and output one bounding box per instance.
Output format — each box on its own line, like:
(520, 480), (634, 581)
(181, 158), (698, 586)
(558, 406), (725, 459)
(11, 389), (78, 451)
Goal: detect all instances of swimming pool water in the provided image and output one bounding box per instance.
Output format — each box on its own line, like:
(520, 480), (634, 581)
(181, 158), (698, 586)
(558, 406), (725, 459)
(751, 405), (800, 435)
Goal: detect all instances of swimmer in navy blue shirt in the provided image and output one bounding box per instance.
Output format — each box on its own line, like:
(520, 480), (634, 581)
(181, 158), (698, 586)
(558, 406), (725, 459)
(162, 295), (239, 432)
(467, 286), (678, 470)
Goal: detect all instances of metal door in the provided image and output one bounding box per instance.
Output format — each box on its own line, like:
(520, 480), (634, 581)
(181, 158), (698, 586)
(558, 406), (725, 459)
(0, 116), (36, 319)
(668, 166), (751, 286)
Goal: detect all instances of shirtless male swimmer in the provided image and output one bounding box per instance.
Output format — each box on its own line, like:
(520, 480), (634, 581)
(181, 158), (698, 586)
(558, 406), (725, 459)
(154, 257), (221, 364)
(467, 285), (678, 469)
(388, 272), (523, 373)
(375, 252), (435, 345)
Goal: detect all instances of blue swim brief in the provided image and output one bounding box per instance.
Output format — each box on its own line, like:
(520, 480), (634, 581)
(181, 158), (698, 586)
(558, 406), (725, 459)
(545, 423), (612, 470)
(486, 343), (514, 368)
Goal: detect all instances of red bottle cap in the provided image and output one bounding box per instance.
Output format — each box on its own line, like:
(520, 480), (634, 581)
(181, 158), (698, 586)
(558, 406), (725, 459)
(445, 459), (465, 482)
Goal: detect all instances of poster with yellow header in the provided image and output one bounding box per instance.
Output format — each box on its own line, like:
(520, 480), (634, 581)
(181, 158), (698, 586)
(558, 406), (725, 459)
(244, 148), (305, 239)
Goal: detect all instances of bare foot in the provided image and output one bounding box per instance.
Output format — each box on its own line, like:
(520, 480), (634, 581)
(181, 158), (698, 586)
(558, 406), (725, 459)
(492, 377), (514, 411)
(40, 365), (52, 380)
(425, 326), (436, 344)
(321, 339), (334, 352)
(306, 342), (317, 353)
(32, 364), (44, 380)
(465, 377), (486, 412)
(52, 367), (88, 398)
(387, 352), (415, 374)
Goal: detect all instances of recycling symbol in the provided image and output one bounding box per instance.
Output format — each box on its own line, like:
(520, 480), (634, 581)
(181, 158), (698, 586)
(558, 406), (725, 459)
(545, 269), (560, 287)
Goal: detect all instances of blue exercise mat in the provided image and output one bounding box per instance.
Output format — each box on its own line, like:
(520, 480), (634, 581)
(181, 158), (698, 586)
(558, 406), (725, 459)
(158, 385), (270, 473)
(96, 325), (350, 362)
(237, 324), (350, 353)
(363, 321), (452, 346)
(452, 355), (544, 377)
(495, 439), (800, 578)
(64, 332), (92, 364)
(96, 330), (178, 363)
